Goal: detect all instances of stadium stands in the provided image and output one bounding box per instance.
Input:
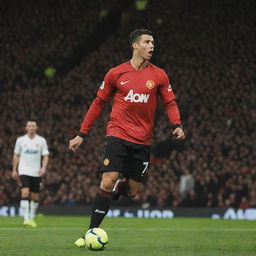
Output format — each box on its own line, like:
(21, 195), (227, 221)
(0, 0), (255, 208)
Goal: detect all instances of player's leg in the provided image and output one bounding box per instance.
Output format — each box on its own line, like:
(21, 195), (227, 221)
(28, 177), (42, 227)
(89, 171), (119, 229)
(29, 193), (39, 227)
(75, 136), (126, 247)
(112, 177), (142, 200)
(113, 142), (150, 201)
(88, 137), (126, 229)
(75, 172), (119, 248)
(19, 175), (30, 226)
(112, 178), (127, 201)
(126, 178), (141, 198)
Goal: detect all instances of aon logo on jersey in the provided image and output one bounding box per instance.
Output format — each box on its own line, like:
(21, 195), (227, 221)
(124, 90), (150, 103)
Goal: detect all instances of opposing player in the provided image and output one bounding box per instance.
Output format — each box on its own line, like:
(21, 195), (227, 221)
(12, 121), (49, 227)
(69, 29), (185, 246)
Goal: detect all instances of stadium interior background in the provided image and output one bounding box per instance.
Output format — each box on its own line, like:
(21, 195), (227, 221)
(0, 0), (255, 210)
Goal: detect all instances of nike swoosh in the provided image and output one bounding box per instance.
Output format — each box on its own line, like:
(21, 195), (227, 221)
(120, 81), (129, 85)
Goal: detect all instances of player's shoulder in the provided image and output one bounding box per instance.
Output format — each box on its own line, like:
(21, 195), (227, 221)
(112, 61), (130, 71)
(16, 134), (27, 141)
(36, 134), (47, 142)
(105, 62), (131, 81)
(108, 62), (130, 75)
(148, 63), (167, 76)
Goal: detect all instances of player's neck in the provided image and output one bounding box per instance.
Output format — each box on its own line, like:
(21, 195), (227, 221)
(27, 133), (36, 139)
(130, 56), (148, 70)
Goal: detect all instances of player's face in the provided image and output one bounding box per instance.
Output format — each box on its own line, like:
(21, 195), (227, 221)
(134, 34), (154, 60)
(26, 122), (38, 135)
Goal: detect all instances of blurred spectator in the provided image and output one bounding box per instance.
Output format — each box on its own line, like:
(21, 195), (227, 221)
(239, 197), (249, 209)
(0, 185), (8, 205)
(179, 169), (195, 198)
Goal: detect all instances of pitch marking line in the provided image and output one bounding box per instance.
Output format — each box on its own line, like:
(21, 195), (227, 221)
(0, 227), (255, 232)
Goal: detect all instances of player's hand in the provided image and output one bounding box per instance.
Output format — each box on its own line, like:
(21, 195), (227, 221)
(39, 167), (46, 176)
(12, 170), (18, 180)
(172, 127), (185, 140)
(69, 136), (84, 152)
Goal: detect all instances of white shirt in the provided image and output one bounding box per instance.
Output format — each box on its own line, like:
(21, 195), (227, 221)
(14, 134), (49, 177)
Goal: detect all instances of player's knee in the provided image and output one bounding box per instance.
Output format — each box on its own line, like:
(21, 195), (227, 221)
(21, 189), (30, 198)
(100, 175), (117, 192)
(31, 193), (39, 201)
(101, 182), (114, 192)
(22, 193), (30, 198)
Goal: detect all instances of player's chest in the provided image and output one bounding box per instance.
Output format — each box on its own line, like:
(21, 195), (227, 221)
(21, 140), (41, 155)
(115, 71), (158, 95)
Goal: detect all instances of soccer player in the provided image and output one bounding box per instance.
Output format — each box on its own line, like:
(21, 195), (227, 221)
(69, 29), (185, 247)
(12, 121), (49, 227)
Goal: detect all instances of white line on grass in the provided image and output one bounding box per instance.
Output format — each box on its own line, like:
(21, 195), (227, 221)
(0, 227), (255, 232)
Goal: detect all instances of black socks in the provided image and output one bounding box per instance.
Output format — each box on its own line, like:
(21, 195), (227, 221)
(89, 188), (111, 229)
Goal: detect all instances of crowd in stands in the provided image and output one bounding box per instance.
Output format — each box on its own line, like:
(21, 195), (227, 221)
(0, 0), (255, 209)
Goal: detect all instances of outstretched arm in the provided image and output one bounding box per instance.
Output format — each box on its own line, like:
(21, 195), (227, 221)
(69, 96), (106, 152)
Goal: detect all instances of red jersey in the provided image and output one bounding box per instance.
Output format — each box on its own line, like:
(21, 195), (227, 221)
(80, 61), (181, 145)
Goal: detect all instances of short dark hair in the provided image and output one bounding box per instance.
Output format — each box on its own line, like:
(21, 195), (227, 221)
(129, 29), (153, 48)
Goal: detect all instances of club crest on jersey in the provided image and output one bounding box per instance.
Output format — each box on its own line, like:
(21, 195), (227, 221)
(146, 80), (155, 89)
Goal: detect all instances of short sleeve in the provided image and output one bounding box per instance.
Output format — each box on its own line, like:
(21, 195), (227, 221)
(14, 138), (21, 155)
(42, 138), (49, 156)
(158, 69), (176, 104)
(97, 69), (116, 102)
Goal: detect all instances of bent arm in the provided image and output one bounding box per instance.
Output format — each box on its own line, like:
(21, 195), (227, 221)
(79, 96), (106, 137)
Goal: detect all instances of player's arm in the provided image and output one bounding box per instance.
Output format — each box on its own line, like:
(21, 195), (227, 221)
(39, 138), (50, 175)
(12, 138), (21, 179)
(165, 100), (185, 139)
(39, 155), (49, 176)
(69, 96), (106, 152)
(69, 69), (116, 152)
(159, 70), (185, 140)
(12, 153), (20, 180)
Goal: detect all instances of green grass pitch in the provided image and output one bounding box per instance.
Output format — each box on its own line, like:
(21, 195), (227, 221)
(0, 216), (256, 256)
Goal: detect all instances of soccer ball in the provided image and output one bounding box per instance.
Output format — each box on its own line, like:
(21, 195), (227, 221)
(85, 228), (108, 250)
